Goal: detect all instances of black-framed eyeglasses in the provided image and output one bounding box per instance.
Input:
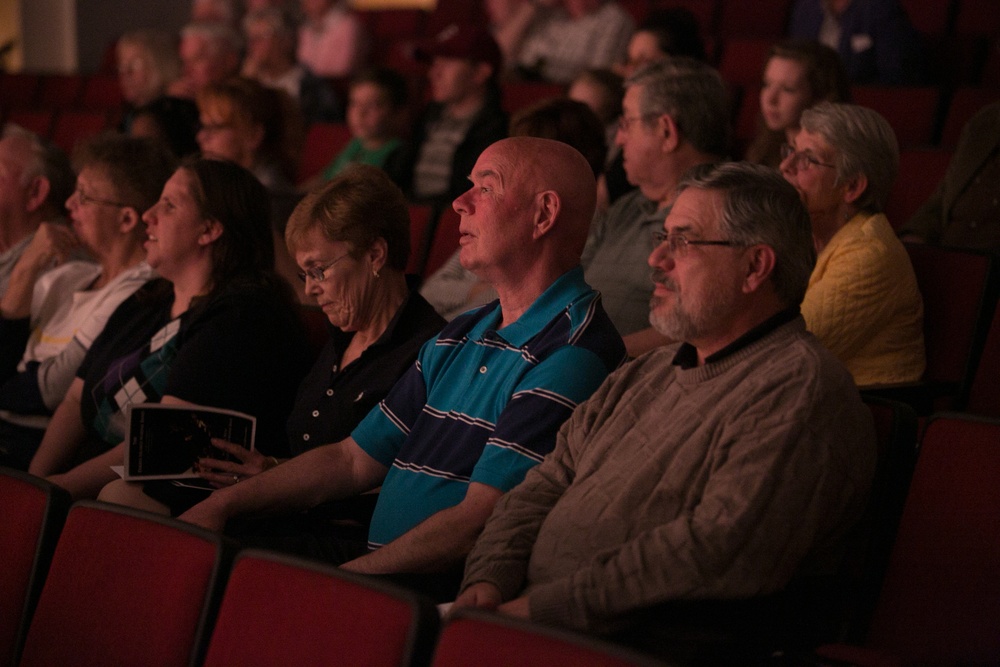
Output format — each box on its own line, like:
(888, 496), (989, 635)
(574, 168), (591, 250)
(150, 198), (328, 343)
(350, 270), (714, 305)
(652, 230), (740, 256)
(73, 188), (128, 209)
(296, 253), (351, 283)
(779, 144), (836, 171)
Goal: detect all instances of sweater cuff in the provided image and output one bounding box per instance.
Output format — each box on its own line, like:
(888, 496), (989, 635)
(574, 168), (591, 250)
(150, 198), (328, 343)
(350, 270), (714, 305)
(527, 578), (579, 629)
(461, 563), (526, 602)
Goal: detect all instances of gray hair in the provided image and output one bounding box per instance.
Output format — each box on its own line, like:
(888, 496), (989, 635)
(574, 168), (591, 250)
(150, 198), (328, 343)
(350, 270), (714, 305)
(800, 102), (899, 214)
(181, 21), (244, 56)
(2, 124), (74, 217)
(626, 57), (731, 157)
(677, 161), (816, 308)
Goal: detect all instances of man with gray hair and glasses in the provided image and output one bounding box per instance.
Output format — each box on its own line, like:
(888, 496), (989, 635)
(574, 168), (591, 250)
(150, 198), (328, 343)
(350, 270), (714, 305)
(582, 57), (730, 357)
(455, 162), (876, 663)
(0, 125), (74, 298)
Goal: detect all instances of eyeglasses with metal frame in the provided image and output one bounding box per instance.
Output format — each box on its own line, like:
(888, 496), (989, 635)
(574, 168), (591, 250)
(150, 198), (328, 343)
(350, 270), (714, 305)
(779, 143), (836, 170)
(651, 230), (740, 256)
(296, 253), (351, 283)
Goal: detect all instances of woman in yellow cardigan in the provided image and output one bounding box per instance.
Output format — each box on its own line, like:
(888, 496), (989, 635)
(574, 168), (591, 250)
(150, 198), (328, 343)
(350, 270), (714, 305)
(780, 101), (924, 386)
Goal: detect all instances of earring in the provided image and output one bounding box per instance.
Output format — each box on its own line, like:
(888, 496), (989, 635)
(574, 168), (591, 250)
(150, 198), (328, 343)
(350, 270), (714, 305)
(372, 268), (380, 279)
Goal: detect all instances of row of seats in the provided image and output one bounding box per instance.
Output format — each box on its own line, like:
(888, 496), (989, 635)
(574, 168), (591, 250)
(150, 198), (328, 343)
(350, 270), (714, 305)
(0, 485), (657, 667)
(3, 407), (998, 666)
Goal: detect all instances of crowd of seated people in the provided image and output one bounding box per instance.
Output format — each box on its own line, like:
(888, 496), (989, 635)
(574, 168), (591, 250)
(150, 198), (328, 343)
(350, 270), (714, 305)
(0, 134), (171, 469)
(2, 0), (999, 662)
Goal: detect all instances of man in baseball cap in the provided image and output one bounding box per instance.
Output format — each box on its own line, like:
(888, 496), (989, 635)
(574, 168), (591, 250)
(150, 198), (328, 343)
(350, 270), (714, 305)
(389, 24), (508, 208)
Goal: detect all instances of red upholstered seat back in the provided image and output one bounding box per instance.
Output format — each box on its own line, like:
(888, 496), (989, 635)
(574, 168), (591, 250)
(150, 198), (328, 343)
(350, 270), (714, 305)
(203, 550), (437, 667)
(865, 415), (1000, 664)
(967, 301), (1000, 417)
(905, 243), (997, 393)
(0, 469), (68, 666)
(19, 501), (226, 667)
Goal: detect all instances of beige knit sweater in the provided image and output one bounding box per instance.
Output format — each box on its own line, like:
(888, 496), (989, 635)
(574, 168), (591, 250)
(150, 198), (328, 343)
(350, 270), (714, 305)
(462, 317), (876, 632)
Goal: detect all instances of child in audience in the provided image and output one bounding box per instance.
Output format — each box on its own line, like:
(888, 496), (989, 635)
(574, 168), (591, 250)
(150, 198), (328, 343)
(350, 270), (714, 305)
(305, 67), (408, 190)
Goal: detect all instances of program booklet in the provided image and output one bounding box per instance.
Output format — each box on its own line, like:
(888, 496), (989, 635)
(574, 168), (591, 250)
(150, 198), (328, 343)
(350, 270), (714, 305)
(123, 403), (256, 481)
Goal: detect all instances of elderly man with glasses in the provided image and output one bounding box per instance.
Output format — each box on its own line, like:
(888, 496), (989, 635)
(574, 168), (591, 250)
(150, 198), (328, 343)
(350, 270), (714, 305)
(581, 57), (730, 357)
(455, 162), (876, 663)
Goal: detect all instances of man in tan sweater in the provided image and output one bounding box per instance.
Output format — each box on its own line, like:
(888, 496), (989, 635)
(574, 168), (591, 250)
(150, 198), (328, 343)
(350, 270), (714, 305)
(454, 162), (876, 661)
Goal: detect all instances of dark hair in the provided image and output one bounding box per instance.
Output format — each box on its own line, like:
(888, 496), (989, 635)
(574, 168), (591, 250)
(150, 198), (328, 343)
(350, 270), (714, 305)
(637, 9), (708, 62)
(286, 164), (410, 271)
(746, 39), (851, 166)
(73, 132), (176, 214)
(180, 157), (275, 294)
(509, 98), (607, 177)
(131, 96), (201, 159)
(351, 67), (409, 110)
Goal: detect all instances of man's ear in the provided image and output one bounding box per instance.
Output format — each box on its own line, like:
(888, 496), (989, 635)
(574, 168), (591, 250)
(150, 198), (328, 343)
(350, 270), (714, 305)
(658, 114), (680, 153)
(24, 176), (51, 214)
(841, 172), (868, 205)
(532, 190), (560, 240)
(743, 244), (777, 294)
(197, 218), (225, 245)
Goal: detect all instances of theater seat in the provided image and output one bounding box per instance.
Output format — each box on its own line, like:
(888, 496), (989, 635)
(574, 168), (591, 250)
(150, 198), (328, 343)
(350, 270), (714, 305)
(885, 148), (953, 229)
(0, 468), (69, 666)
(817, 413), (1000, 665)
(939, 87), (1000, 148)
(864, 244), (999, 414)
(295, 122), (352, 185)
(966, 300), (1000, 417)
(202, 549), (438, 667)
(851, 86), (941, 147)
(19, 501), (230, 667)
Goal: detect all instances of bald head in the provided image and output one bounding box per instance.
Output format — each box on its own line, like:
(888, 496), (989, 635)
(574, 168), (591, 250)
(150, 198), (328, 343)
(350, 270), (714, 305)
(492, 136), (596, 259)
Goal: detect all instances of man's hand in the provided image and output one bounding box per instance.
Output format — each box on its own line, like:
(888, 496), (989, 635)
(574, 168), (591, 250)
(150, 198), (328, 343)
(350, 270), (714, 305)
(497, 595), (530, 619)
(451, 582), (503, 611)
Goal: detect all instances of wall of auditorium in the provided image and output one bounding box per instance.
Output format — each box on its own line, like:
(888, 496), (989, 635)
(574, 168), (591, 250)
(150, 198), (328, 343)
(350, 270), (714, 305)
(16, 0), (188, 73)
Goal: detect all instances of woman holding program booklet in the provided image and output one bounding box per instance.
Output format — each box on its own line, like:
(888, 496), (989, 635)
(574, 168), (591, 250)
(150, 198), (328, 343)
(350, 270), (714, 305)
(28, 158), (311, 502)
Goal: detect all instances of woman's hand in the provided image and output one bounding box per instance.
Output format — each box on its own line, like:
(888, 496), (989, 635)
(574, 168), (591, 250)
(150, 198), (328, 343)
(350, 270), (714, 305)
(196, 437), (280, 488)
